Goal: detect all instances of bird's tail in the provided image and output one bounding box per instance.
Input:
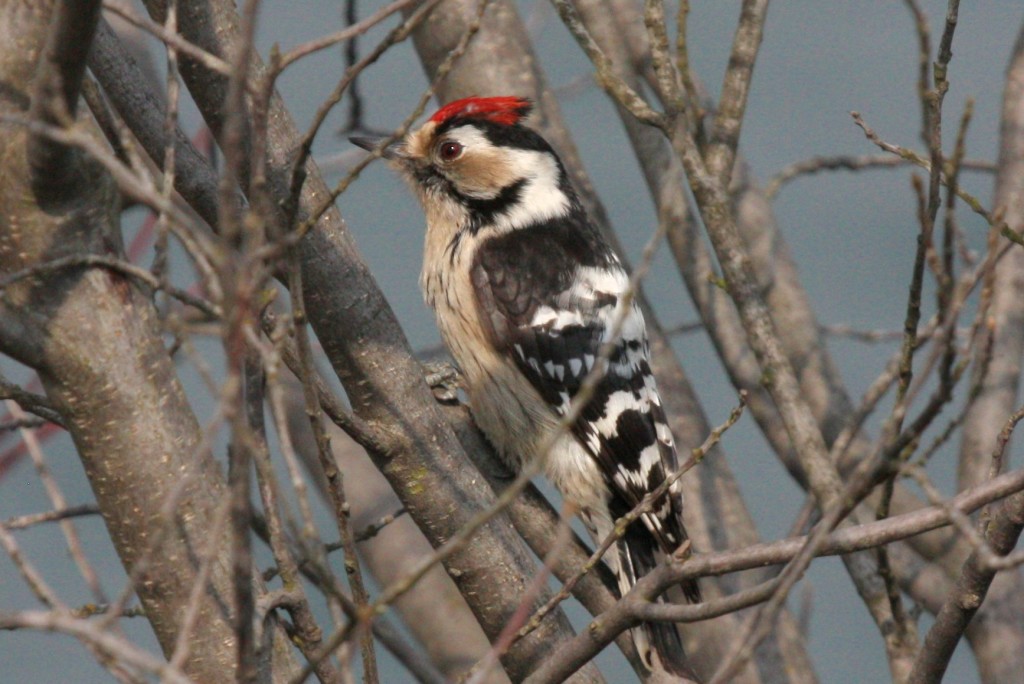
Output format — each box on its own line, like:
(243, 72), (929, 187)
(643, 616), (700, 680)
(618, 523), (701, 681)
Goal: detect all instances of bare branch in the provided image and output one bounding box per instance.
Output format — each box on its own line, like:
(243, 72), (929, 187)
(910, 489), (1024, 683)
(549, 0), (664, 127)
(851, 111), (1024, 247)
(525, 463), (1024, 682)
(0, 372), (65, 428)
(278, 0), (419, 69)
(102, 0), (232, 75)
(764, 154), (995, 200)
(90, 18), (223, 230)
(0, 252), (217, 318)
(703, 0), (768, 183)
(2, 504), (100, 530)
(0, 2), (300, 678)
(27, 0), (103, 193)
(0, 611), (194, 684)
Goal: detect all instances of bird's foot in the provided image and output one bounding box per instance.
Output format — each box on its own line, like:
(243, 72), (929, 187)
(422, 361), (462, 404)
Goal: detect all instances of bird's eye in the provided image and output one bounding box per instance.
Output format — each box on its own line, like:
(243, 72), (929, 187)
(438, 141), (463, 162)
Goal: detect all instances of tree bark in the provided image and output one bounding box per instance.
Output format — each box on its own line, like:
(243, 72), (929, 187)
(953, 21), (1024, 683)
(0, 2), (298, 680)
(131, 1), (596, 680)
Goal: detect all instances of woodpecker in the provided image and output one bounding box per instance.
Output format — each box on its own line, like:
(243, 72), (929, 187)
(353, 96), (700, 677)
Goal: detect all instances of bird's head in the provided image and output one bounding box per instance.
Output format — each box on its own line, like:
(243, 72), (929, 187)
(352, 96), (575, 235)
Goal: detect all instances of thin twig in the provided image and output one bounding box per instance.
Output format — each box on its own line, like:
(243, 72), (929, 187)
(278, 0), (416, 70)
(0, 253), (218, 318)
(0, 373), (64, 428)
(851, 111), (1024, 247)
(102, 0), (233, 75)
(0, 611), (193, 684)
(2, 505), (101, 530)
(284, 233), (378, 679)
(248, 328), (342, 683)
(763, 153), (994, 199)
(5, 402), (107, 604)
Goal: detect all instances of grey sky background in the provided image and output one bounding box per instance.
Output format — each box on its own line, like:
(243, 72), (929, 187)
(2, 1), (1023, 682)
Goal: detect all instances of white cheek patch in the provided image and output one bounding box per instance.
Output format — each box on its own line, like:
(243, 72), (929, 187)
(491, 149), (571, 231)
(445, 128), (573, 231)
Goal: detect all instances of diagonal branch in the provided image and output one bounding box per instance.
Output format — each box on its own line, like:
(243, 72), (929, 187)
(131, 1), (591, 679)
(0, 2), (301, 680)
(951, 19), (1024, 681)
(909, 489), (1024, 683)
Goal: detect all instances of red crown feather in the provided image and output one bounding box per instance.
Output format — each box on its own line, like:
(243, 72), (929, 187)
(429, 96), (533, 127)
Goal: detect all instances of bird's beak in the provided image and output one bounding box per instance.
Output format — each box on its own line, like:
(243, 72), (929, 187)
(349, 135), (405, 161)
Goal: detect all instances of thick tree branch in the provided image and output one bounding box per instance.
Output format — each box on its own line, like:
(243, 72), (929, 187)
(89, 17), (222, 231)
(953, 19), (1024, 683)
(133, 1), (591, 680)
(909, 491), (1024, 683)
(27, 0), (102, 195)
(0, 1), (299, 680)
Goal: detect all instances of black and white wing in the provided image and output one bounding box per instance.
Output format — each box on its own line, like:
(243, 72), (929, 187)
(470, 218), (699, 602)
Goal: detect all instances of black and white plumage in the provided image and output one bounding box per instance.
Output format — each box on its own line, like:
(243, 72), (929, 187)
(353, 96), (699, 677)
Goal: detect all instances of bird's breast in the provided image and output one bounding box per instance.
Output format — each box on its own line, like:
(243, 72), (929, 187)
(420, 236), (549, 470)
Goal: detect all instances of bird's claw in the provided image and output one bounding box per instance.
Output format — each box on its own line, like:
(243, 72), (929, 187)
(423, 361), (462, 404)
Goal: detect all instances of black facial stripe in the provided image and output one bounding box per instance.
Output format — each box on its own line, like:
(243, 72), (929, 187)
(460, 179), (527, 234)
(414, 164), (450, 191)
(418, 162), (528, 236)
